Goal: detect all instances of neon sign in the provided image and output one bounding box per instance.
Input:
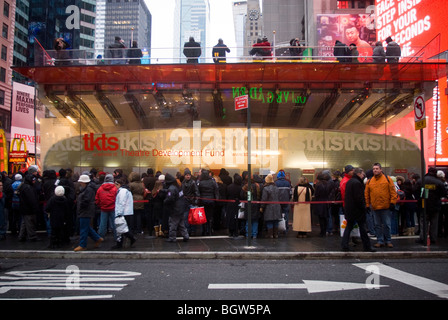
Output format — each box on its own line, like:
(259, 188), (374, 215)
(232, 87), (307, 104)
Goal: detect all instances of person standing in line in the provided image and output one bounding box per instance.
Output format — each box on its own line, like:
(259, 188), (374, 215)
(275, 170), (292, 234)
(183, 37), (202, 63)
(164, 173), (189, 243)
(181, 168), (200, 235)
(212, 39), (230, 63)
(113, 178), (137, 249)
(18, 174), (40, 242)
(95, 174), (118, 240)
(74, 175), (103, 251)
(45, 186), (71, 248)
(416, 167), (445, 245)
(341, 168), (375, 252)
(365, 163), (397, 248)
(108, 36), (126, 65)
(0, 180), (6, 240)
(261, 174), (282, 239)
(198, 169), (219, 236)
(128, 172), (145, 234)
(292, 177), (313, 238)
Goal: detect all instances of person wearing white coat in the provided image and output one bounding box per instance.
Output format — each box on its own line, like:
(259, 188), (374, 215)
(113, 178), (136, 249)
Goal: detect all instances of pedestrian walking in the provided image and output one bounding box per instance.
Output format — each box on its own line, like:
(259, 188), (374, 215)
(341, 168), (375, 252)
(74, 175), (103, 251)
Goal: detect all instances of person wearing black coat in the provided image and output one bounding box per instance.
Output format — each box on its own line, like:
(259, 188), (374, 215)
(341, 168), (374, 252)
(164, 173), (189, 242)
(313, 172), (334, 237)
(18, 174), (40, 242)
(183, 37), (202, 63)
(45, 186), (71, 248)
(127, 40), (143, 64)
(198, 169), (219, 235)
(226, 174), (243, 237)
(333, 40), (351, 62)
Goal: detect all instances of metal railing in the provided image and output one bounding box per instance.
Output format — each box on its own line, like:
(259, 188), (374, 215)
(33, 44), (441, 67)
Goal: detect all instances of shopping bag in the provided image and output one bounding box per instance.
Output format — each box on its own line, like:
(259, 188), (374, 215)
(188, 206), (207, 225)
(115, 216), (129, 234)
(278, 214), (286, 232)
(237, 203), (245, 219)
(339, 214), (360, 237)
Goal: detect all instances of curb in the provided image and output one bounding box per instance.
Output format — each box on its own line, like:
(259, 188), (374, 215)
(1, 250), (447, 260)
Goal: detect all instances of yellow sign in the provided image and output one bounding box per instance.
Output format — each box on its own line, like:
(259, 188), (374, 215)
(415, 118), (426, 131)
(0, 130), (8, 172)
(10, 137), (27, 153)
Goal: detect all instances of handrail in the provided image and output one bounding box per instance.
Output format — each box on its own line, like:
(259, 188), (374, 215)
(33, 44), (442, 67)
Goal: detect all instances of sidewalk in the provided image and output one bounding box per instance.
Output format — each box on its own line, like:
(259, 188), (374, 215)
(1, 227), (447, 260)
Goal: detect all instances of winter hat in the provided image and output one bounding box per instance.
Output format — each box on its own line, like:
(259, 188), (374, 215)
(55, 186), (65, 197)
(184, 168), (192, 176)
(277, 171), (285, 179)
(14, 174), (22, 181)
(265, 174), (274, 184)
(78, 174), (91, 183)
(437, 170), (445, 178)
(28, 165), (38, 174)
(158, 174), (165, 181)
(104, 174), (114, 183)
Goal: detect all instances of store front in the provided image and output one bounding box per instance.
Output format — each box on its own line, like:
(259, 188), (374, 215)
(13, 61), (446, 182)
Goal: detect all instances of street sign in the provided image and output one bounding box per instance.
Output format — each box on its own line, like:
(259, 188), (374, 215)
(234, 94), (249, 111)
(414, 95), (426, 130)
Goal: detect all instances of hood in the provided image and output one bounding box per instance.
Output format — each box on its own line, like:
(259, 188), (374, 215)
(101, 183), (116, 191)
(129, 172), (141, 182)
(201, 170), (211, 180)
(164, 173), (177, 186)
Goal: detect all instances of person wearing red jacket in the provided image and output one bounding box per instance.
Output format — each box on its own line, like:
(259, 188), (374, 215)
(95, 174), (118, 239)
(340, 165), (354, 208)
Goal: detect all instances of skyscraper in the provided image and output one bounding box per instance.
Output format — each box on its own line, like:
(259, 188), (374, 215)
(103, 0), (152, 56)
(174, 0), (210, 63)
(28, 0), (96, 65)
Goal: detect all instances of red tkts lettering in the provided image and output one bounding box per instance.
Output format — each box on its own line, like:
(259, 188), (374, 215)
(83, 133), (119, 151)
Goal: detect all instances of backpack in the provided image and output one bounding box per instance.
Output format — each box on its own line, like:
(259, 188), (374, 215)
(11, 181), (22, 209)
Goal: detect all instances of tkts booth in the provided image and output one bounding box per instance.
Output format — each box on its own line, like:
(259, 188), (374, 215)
(11, 0), (448, 181)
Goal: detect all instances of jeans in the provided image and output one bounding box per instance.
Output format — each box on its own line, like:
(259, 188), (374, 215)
(245, 220), (259, 238)
(78, 217), (101, 248)
(373, 209), (392, 244)
(98, 210), (116, 239)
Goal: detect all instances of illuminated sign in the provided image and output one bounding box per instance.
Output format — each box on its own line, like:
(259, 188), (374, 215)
(9, 137), (28, 171)
(232, 87), (307, 104)
(0, 130), (8, 172)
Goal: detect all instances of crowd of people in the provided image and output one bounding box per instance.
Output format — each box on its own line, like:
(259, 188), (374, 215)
(0, 162), (446, 252)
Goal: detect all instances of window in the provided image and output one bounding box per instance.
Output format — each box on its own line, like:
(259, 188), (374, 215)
(1, 45), (6, 60)
(3, 2), (9, 18)
(2, 23), (7, 39)
(0, 68), (5, 82)
(337, 1), (350, 9)
(0, 90), (4, 105)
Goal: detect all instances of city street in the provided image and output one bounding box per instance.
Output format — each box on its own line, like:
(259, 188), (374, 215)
(0, 258), (447, 305)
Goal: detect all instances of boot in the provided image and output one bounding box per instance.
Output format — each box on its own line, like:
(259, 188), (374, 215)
(266, 228), (273, 239)
(409, 227), (415, 236)
(403, 228), (410, 236)
(158, 225), (164, 237)
(273, 227), (279, 239)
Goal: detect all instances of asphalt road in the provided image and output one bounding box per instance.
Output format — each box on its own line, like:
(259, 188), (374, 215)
(1, 258), (447, 307)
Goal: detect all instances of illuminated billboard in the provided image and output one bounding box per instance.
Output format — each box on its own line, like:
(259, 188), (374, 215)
(376, 0), (448, 166)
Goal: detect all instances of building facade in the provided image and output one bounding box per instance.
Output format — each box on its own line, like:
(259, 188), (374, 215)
(103, 0), (151, 54)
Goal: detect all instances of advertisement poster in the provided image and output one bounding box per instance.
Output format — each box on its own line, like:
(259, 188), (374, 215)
(317, 14), (376, 62)
(10, 82), (43, 154)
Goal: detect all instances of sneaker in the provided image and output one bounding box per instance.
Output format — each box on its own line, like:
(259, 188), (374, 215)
(74, 246), (87, 252)
(94, 237), (104, 248)
(373, 243), (384, 248)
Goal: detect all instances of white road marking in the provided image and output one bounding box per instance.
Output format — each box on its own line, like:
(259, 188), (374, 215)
(354, 262), (448, 299)
(209, 280), (388, 293)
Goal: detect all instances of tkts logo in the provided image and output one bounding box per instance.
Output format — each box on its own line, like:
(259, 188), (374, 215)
(83, 133), (119, 151)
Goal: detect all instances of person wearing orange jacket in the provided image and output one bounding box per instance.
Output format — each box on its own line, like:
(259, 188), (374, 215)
(365, 162), (398, 248)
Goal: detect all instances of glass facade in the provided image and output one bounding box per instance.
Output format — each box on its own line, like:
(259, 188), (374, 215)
(14, 60), (446, 182)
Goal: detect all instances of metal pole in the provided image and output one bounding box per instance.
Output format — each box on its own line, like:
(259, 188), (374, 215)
(247, 96), (252, 247)
(420, 128), (428, 246)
